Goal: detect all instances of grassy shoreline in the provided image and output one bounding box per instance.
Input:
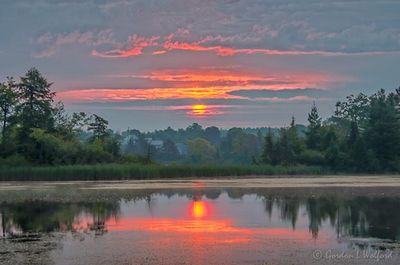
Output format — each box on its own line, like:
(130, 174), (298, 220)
(0, 164), (332, 181)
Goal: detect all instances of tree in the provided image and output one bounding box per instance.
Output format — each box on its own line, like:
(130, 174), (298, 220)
(52, 102), (86, 139)
(347, 121), (359, 146)
(204, 126), (221, 145)
(278, 128), (295, 165)
(88, 114), (109, 140)
(335, 93), (370, 127)
(365, 90), (400, 170)
(103, 135), (121, 158)
(160, 139), (179, 160)
(18, 68), (55, 132)
(186, 123), (203, 139)
(262, 129), (274, 164)
(351, 136), (372, 171)
(231, 132), (259, 162)
(288, 116), (304, 154)
(28, 128), (80, 164)
(0, 78), (17, 143)
(220, 127), (243, 159)
(187, 138), (216, 163)
(306, 103), (322, 150)
(325, 141), (340, 169)
(308, 103), (322, 128)
(70, 112), (90, 133)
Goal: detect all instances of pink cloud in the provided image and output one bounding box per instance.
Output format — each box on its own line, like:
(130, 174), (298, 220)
(92, 35), (160, 58)
(91, 31), (400, 59)
(152, 50), (167, 55)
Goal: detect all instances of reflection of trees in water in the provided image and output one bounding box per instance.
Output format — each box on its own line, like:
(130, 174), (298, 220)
(276, 198), (300, 229)
(305, 197), (339, 239)
(0, 201), (120, 237)
(1, 189), (400, 242)
(88, 202), (119, 235)
(263, 196), (274, 220)
(261, 196), (300, 229)
(338, 197), (400, 241)
(266, 195), (400, 241)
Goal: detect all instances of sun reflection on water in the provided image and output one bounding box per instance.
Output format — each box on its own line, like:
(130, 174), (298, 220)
(190, 201), (209, 218)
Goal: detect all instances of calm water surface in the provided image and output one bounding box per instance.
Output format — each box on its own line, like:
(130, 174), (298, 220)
(0, 183), (399, 265)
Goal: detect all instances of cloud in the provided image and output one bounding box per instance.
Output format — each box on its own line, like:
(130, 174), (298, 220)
(33, 30), (116, 58)
(55, 69), (336, 104)
(228, 88), (329, 99)
(30, 0), (400, 59)
(91, 35), (160, 58)
(90, 31), (400, 58)
(152, 50), (167, 55)
(102, 69), (334, 91)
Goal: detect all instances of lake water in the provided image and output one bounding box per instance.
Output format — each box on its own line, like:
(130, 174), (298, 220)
(0, 181), (399, 265)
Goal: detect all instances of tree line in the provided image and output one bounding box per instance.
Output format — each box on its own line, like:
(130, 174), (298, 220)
(1, 68), (399, 172)
(0, 68), (142, 165)
(262, 89), (400, 172)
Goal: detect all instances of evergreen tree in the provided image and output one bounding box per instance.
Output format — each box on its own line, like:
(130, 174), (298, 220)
(262, 128), (274, 164)
(365, 90), (400, 170)
(306, 103), (322, 150)
(347, 121), (359, 146)
(351, 136), (370, 171)
(325, 141), (340, 169)
(288, 116), (303, 154)
(279, 128), (295, 165)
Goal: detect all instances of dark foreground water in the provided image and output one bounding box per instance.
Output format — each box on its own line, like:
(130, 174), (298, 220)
(0, 182), (399, 265)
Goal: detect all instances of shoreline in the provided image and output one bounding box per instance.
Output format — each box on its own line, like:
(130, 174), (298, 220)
(1, 176), (400, 190)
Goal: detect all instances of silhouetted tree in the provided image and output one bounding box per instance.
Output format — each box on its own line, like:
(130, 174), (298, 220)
(306, 103), (322, 150)
(18, 68), (55, 132)
(365, 89), (400, 170)
(261, 129), (274, 164)
(88, 114), (109, 141)
(0, 78), (17, 144)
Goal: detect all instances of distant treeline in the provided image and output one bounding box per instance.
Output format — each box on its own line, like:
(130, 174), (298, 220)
(1, 68), (400, 173)
(121, 123), (307, 164)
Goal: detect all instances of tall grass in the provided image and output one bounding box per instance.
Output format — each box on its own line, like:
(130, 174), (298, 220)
(0, 164), (329, 181)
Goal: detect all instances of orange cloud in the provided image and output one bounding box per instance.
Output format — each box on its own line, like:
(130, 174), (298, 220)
(58, 69), (333, 101)
(105, 69), (332, 88)
(58, 87), (239, 101)
(58, 87), (322, 102)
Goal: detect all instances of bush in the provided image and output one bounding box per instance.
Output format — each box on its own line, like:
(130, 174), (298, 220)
(118, 154), (152, 164)
(297, 150), (325, 165)
(0, 155), (30, 167)
(81, 140), (113, 164)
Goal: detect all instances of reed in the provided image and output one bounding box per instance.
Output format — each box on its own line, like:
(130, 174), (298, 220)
(0, 164), (329, 181)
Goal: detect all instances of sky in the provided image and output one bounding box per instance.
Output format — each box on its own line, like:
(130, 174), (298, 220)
(1, 0), (399, 130)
